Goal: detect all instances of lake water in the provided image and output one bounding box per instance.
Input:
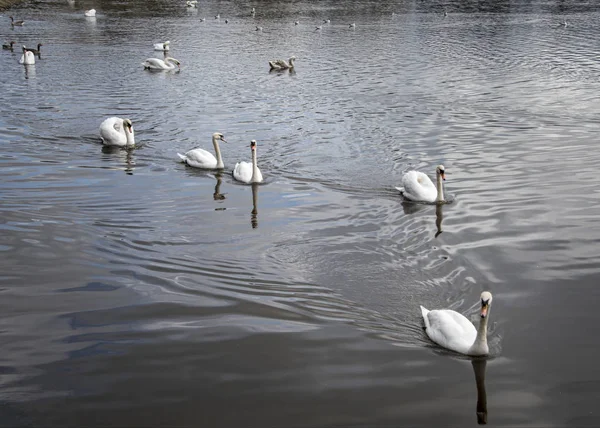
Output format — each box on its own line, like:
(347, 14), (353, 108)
(2, 0), (600, 426)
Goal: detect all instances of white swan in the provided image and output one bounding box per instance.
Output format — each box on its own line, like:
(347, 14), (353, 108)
(142, 57), (180, 70)
(153, 41), (170, 51)
(269, 56), (296, 71)
(233, 140), (263, 184)
(396, 164), (446, 203)
(186, 1), (198, 7)
(420, 291), (493, 356)
(177, 132), (227, 169)
(99, 117), (135, 148)
(19, 48), (35, 65)
(84, 9), (96, 17)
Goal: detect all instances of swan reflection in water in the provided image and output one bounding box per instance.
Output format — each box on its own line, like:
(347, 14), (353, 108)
(472, 358), (488, 425)
(401, 201), (445, 238)
(251, 183), (259, 228)
(101, 145), (135, 175)
(213, 172), (226, 201)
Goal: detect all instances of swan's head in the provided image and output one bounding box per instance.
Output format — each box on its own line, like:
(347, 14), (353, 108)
(166, 58), (181, 67)
(436, 164), (446, 181)
(289, 56), (296, 63)
(480, 291), (492, 318)
(250, 140), (257, 151)
(213, 132), (226, 143)
(123, 118), (133, 133)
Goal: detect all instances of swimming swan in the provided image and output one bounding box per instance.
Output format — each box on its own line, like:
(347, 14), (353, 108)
(420, 291), (493, 356)
(233, 140), (263, 184)
(99, 117), (135, 148)
(269, 56), (296, 71)
(84, 9), (96, 17)
(19, 48), (35, 65)
(153, 41), (170, 51)
(142, 57), (180, 70)
(396, 164), (446, 203)
(177, 132), (227, 169)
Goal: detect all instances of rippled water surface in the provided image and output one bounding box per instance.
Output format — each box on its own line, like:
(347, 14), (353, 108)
(2, 0), (600, 426)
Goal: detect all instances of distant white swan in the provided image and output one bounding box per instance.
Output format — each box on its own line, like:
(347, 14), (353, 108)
(420, 292), (493, 356)
(233, 140), (263, 184)
(186, 1), (198, 7)
(396, 164), (446, 203)
(142, 57), (180, 70)
(84, 9), (96, 17)
(99, 117), (135, 148)
(19, 48), (35, 65)
(177, 132), (227, 169)
(153, 41), (170, 51)
(269, 56), (295, 71)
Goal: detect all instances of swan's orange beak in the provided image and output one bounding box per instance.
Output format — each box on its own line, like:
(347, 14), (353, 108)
(480, 303), (488, 318)
(440, 171), (446, 181)
(127, 125), (133, 133)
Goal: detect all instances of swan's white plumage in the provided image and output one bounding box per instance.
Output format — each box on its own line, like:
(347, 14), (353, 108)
(233, 140), (263, 184)
(19, 50), (35, 65)
(84, 9), (96, 17)
(269, 56), (296, 70)
(177, 132), (226, 169)
(397, 170), (437, 202)
(153, 41), (170, 51)
(142, 57), (180, 70)
(99, 117), (135, 147)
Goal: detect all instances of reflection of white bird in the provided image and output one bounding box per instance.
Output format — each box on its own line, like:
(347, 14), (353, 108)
(84, 9), (96, 17)
(269, 56), (296, 71)
(100, 117), (135, 148)
(233, 140), (263, 184)
(142, 57), (180, 70)
(153, 41), (170, 51)
(396, 165), (446, 203)
(177, 132), (227, 169)
(19, 48), (35, 65)
(420, 292), (493, 356)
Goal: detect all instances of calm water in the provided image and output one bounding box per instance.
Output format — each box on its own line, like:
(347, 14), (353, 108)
(2, 0), (600, 425)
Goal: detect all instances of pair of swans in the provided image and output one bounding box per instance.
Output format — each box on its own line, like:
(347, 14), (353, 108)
(19, 47), (35, 65)
(177, 133), (263, 184)
(269, 56), (296, 71)
(396, 164), (446, 203)
(99, 117), (135, 148)
(142, 57), (180, 70)
(153, 41), (170, 51)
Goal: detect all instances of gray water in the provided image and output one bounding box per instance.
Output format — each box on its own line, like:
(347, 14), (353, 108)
(2, 0), (600, 426)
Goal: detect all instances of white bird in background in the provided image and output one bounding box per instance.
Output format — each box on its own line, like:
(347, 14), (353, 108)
(349, 22), (356, 28)
(99, 117), (135, 148)
(269, 56), (296, 71)
(233, 140), (264, 184)
(420, 292), (493, 356)
(142, 57), (180, 70)
(294, 21), (299, 25)
(396, 165), (447, 203)
(19, 47), (35, 65)
(177, 132), (227, 169)
(251, 7), (256, 15)
(323, 19), (331, 24)
(153, 41), (170, 51)
(84, 9), (96, 17)
(186, 1), (198, 7)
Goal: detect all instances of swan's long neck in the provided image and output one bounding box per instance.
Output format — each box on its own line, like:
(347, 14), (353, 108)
(251, 148), (259, 183)
(469, 312), (489, 356)
(288, 57), (295, 67)
(124, 123), (135, 147)
(213, 138), (224, 169)
(436, 171), (445, 202)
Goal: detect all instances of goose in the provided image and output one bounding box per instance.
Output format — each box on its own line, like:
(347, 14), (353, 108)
(25, 43), (42, 55)
(142, 57), (180, 70)
(2, 41), (15, 50)
(10, 16), (25, 26)
(19, 47), (35, 65)
(420, 291), (493, 356)
(177, 132), (227, 169)
(153, 41), (170, 51)
(269, 56), (296, 71)
(396, 164), (446, 203)
(349, 22), (356, 28)
(233, 140), (263, 184)
(99, 117), (135, 148)
(84, 9), (96, 17)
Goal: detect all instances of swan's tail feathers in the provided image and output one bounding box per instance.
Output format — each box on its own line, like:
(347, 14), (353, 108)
(177, 153), (187, 163)
(395, 187), (405, 194)
(420, 305), (431, 329)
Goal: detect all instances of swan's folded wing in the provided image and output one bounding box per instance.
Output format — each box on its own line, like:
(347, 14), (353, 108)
(425, 309), (477, 354)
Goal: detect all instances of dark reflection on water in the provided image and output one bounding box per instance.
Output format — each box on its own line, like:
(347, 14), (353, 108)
(1, 0), (600, 426)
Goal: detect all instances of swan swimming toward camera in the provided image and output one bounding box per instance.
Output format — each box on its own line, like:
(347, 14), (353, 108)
(153, 41), (170, 51)
(233, 140), (263, 184)
(269, 56), (296, 71)
(420, 292), (493, 356)
(142, 57), (180, 70)
(396, 164), (446, 203)
(177, 132), (227, 169)
(99, 117), (135, 148)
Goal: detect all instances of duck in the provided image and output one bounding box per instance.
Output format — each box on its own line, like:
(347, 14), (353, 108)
(2, 41), (15, 50)
(420, 292), (493, 356)
(233, 140), (263, 184)
(269, 56), (296, 71)
(10, 16), (25, 26)
(142, 57), (180, 70)
(177, 132), (227, 169)
(84, 9), (96, 17)
(153, 41), (170, 51)
(396, 164), (446, 203)
(99, 117), (135, 148)
(25, 43), (43, 55)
